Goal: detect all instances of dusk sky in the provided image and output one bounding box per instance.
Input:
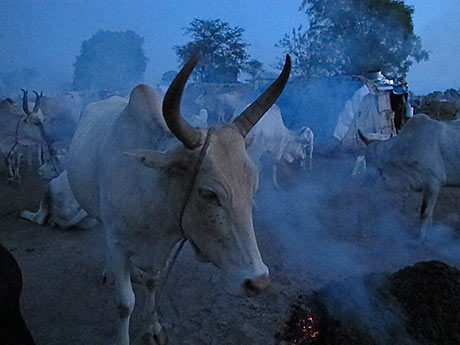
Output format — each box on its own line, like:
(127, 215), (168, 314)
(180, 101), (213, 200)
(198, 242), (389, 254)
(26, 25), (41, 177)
(0, 0), (458, 95)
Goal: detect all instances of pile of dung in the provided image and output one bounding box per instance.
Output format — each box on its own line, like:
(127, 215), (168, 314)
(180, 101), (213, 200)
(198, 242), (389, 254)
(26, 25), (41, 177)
(278, 260), (460, 345)
(390, 260), (460, 345)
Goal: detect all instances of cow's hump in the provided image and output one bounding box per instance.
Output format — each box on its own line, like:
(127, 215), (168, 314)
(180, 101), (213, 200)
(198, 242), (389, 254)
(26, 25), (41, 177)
(125, 84), (169, 134)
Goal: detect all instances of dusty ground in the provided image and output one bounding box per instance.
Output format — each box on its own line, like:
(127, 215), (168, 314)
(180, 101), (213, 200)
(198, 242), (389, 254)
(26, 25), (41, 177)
(1, 153), (459, 345)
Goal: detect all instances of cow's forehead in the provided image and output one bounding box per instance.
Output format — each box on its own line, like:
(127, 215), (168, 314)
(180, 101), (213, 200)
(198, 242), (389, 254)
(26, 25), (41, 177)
(200, 126), (256, 182)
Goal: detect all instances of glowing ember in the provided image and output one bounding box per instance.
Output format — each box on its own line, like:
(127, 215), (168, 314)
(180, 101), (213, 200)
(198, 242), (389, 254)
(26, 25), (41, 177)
(277, 295), (324, 345)
(293, 315), (320, 343)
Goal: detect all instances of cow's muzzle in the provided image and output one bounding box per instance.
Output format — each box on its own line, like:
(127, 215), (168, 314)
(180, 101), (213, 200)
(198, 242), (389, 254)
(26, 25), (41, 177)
(244, 274), (270, 297)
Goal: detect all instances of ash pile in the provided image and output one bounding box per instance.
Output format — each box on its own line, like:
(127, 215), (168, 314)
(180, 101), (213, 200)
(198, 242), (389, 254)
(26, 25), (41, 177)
(277, 260), (460, 345)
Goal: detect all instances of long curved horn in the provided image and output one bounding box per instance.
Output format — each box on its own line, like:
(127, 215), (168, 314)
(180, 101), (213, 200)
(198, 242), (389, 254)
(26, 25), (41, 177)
(21, 89), (30, 115)
(32, 91), (43, 113)
(358, 130), (376, 146)
(162, 52), (203, 149)
(233, 55), (291, 137)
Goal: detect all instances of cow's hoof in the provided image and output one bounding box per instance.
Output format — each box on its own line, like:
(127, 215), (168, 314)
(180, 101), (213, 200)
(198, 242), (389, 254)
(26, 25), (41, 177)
(136, 330), (167, 345)
(153, 329), (167, 345)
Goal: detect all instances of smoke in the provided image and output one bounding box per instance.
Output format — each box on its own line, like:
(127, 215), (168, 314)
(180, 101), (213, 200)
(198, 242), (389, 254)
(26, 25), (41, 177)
(253, 141), (460, 342)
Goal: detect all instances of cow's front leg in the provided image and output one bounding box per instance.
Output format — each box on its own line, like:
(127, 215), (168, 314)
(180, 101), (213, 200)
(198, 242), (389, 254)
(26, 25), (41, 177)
(135, 274), (167, 345)
(110, 247), (135, 345)
(419, 183), (440, 240)
(14, 153), (22, 183)
(308, 146), (313, 171)
(272, 164), (280, 189)
(5, 157), (14, 182)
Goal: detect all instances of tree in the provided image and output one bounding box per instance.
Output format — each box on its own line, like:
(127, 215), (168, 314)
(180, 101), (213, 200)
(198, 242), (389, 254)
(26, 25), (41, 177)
(73, 30), (147, 91)
(175, 19), (249, 83)
(278, 0), (428, 80)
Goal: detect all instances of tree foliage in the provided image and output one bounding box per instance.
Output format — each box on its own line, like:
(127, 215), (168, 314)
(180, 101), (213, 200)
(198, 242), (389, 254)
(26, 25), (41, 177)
(278, 0), (428, 79)
(175, 19), (249, 83)
(73, 30), (147, 91)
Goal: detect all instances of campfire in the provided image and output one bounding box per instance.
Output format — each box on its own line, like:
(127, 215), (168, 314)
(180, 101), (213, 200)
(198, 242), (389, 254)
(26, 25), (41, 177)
(277, 294), (326, 345)
(278, 260), (460, 345)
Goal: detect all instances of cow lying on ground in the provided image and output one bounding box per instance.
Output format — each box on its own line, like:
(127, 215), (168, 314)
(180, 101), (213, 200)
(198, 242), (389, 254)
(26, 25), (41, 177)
(359, 114), (460, 240)
(67, 53), (291, 344)
(233, 104), (314, 188)
(19, 170), (98, 230)
(0, 242), (35, 344)
(19, 151), (97, 230)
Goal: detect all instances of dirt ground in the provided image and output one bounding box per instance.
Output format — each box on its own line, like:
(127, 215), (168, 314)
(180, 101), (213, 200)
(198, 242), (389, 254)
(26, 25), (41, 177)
(1, 153), (459, 345)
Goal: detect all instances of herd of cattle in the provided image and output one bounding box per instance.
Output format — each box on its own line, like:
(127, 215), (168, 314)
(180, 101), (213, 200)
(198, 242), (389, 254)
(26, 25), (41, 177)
(1, 53), (460, 344)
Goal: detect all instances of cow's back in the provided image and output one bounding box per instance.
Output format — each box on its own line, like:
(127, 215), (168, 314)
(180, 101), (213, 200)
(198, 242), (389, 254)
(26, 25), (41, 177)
(68, 96), (128, 217)
(246, 105), (291, 163)
(439, 118), (460, 183)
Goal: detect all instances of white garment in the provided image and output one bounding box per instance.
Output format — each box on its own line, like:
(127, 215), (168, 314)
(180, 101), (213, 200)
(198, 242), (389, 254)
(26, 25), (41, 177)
(333, 85), (369, 140)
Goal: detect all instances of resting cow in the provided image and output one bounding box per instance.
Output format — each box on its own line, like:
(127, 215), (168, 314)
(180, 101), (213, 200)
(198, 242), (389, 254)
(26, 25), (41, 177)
(359, 114), (460, 239)
(19, 149), (97, 230)
(67, 53), (291, 344)
(19, 170), (98, 230)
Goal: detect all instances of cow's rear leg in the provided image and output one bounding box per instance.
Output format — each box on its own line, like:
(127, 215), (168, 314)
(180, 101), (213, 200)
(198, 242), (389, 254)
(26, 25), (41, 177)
(109, 246), (135, 345)
(419, 184), (440, 240)
(135, 275), (167, 345)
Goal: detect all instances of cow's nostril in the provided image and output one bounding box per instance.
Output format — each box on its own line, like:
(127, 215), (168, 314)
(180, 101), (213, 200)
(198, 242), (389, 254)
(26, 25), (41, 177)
(244, 275), (270, 297)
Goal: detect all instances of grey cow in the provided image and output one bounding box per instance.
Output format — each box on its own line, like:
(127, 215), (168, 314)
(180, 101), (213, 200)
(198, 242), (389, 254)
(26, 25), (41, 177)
(359, 114), (460, 240)
(67, 53), (291, 345)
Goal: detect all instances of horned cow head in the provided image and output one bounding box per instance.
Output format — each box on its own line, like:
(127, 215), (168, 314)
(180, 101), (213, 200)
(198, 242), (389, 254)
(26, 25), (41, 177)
(21, 89), (44, 125)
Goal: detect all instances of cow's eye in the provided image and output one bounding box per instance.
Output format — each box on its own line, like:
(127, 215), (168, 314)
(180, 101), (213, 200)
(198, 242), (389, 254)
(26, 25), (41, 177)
(199, 188), (221, 206)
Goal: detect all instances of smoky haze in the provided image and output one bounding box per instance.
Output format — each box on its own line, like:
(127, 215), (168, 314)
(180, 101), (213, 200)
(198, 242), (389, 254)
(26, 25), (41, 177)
(0, 0), (459, 96)
(1, 1), (460, 344)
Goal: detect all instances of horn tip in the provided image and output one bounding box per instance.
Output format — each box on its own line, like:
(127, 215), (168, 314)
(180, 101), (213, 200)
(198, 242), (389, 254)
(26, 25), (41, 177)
(284, 54), (292, 72)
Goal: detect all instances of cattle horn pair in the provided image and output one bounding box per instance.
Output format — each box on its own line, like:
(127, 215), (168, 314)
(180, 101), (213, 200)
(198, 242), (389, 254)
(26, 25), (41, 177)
(162, 52), (291, 149)
(21, 89), (43, 115)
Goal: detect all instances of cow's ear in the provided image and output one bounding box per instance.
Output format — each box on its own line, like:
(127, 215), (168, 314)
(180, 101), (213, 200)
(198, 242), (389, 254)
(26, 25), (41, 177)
(124, 149), (181, 169)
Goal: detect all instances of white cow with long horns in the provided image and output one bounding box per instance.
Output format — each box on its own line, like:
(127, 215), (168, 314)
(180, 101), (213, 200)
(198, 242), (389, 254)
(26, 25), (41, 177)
(67, 53), (291, 344)
(0, 90), (48, 183)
